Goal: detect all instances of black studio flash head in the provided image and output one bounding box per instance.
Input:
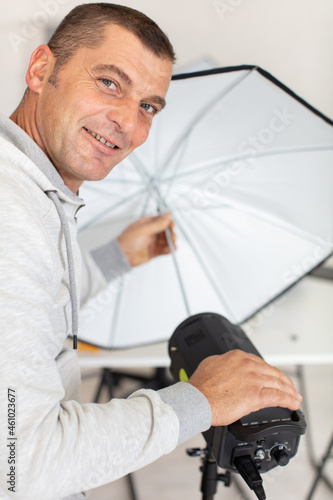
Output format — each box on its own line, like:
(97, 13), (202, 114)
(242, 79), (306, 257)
(168, 312), (307, 500)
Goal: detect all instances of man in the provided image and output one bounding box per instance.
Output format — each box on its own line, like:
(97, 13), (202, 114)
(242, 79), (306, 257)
(0, 4), (302, 499)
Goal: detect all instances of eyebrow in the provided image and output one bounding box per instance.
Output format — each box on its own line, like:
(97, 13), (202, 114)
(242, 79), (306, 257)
(148, 95), (166, 111)
(92, 63), (133, 85)
(92, 63), (167, 111)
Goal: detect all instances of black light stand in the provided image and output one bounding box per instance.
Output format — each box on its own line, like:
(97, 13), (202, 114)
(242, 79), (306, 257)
(200, 449), (231, 500)
(187, 447), (231, 500)
(187, 446), (268, 500)
(169, 313), (306, 500)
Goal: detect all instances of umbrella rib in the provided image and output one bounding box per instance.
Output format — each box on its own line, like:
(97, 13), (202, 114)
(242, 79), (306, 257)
(108, 278), (125, 347)
(81, 179), (145, 198)
(89, 214), (146, 231)
(190, 204), (331, 250)
(160, 215), (191, 317)
(133, 182), (150, 217)
(155, 68), (256, 179)
(128, 151), (152, 182)
(172, 212), (238, 319)
(162, 134), (192, 201)
(91, 178), (145, 185)
(148, 183), (191, 316)
(161, 144), (333, 183)
(78, 187), (147, 232)
(140, 183), (157, 217)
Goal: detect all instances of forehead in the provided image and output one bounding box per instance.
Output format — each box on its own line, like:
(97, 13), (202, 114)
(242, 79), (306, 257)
(73, 24), (173, 97)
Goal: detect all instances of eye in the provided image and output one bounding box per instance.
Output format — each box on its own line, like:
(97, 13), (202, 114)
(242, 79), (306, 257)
(140, 103), (157, 115)
(100, 79), (117, 91)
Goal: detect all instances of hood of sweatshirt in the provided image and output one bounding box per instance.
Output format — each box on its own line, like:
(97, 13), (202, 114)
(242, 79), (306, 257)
(0, 113), (84, 347)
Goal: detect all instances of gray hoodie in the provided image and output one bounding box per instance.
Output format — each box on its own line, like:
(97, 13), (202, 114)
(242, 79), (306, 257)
(0, 115), (211, 500)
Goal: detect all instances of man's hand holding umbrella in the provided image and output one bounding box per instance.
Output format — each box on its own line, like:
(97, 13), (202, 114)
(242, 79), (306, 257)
(117, 212), (176, 267)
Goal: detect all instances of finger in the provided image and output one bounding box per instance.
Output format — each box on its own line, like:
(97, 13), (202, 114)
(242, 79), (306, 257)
(264, 366), (299, 395)
(169, 225), (177, 244)
(242, 353), (299, 391)
(142, 213), (173, 236)
(152, 224), (177, 253)
(259, 371), (301, 396)
(224, 351), (302, 405)
(260, 387), (303, 411)
(150, 237), (177, 257)
(256, 368), (303, 409)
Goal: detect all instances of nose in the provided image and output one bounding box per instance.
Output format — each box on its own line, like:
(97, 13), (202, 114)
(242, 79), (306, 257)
(106, 97), (138, 134)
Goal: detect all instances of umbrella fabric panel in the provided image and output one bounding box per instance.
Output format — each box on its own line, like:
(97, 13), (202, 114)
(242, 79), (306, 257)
(78, 198), (331, 347)
(132, 70), (333, 182)
(146, 69), (250, 174)
(175, 206), (332, 325)
(167, 151), (333, 243)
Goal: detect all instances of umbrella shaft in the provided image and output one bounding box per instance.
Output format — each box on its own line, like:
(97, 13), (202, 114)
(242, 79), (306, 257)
(155, 189), (190, 317)
(164, 226), (191, 317)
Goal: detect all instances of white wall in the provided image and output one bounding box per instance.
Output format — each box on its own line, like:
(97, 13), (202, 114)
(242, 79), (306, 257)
(0, 0), (332, 118)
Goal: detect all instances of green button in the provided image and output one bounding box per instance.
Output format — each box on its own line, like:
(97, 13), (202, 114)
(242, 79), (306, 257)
(179, 368), (189, 382)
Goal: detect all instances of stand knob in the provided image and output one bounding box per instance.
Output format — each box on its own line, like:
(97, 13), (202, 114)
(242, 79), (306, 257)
(271, 445), (290, 466)
(186, 448), (203, 457)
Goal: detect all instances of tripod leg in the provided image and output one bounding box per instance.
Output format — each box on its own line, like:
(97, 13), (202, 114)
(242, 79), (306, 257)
(93, 368), (108, 402)
(200, 451), (218, 500)
(93, 368), (119, 403)
(126, 472), (139, 500)
(306, 432), (333, 500)
(297, 366), (333, 494)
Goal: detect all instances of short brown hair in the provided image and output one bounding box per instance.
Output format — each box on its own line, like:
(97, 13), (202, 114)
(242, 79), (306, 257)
(48, 3), (176, 79)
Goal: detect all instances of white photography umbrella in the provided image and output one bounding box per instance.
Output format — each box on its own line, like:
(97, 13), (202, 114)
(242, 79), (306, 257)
(77, 65), (333, 349)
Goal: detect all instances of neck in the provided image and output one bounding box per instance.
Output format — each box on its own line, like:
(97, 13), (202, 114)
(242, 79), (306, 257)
(11, 90), (44, 153)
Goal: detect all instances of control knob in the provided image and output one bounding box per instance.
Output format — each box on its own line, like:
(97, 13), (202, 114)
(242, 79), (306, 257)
(271, 445), (290, 466)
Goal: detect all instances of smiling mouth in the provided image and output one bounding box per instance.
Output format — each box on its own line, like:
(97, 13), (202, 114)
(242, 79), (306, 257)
(83, 127), (118, 149)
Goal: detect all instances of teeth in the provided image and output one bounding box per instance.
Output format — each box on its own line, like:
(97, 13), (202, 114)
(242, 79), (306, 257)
(85, 128), (116, 148)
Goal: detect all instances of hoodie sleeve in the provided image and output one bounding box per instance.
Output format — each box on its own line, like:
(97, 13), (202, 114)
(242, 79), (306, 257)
(0, 172), (211, 500)
(79, 239), (131, 307)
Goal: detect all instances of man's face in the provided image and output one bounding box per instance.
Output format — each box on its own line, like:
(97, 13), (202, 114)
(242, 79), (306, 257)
(35, 25), (173, 192)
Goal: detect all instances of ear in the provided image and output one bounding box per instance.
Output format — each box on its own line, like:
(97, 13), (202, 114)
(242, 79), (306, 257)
(26, 44), (56, 94)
